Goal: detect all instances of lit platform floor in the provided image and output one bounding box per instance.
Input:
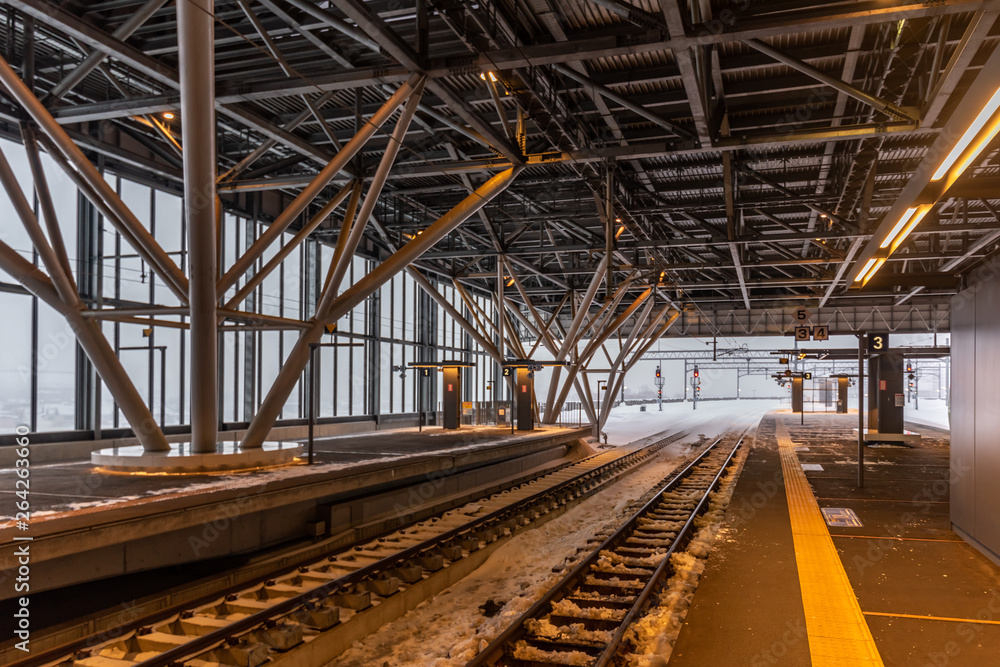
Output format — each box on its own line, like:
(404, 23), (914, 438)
(0, 425), (590, 596)
(670, 410), (1000, 667)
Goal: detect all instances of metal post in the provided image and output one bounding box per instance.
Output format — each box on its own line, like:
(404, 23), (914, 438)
(178, 0), (219, 453)
(308, 344), (316, 464)
(858, 333), (865, 488)
(510, 369), (515, 436)
(159, 346), (166, 426)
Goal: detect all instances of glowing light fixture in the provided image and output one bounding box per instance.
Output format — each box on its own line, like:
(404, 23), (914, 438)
(854, 258), (877, 282)
(888, 205), (931, 251)
(479, 72), (498, 82)
(505, 276), (515, 287)
(162, 111), (175, 120)
(863, 258), (886, 283)
(880, 206), (918, 249)
(931, 86), (1000, 182)
(615, 224), (625, 240)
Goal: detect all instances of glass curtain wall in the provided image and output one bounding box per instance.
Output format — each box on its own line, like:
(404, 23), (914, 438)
(0, 137), (495, 437)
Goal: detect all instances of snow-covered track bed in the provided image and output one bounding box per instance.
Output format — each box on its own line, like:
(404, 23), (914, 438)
(15, 432), (690, 667)
(468, 433), (746, 667)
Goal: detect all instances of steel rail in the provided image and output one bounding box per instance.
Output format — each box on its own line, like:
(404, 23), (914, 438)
(468, 432), (745, 667)
(12, 430), (688, 667)
(129, 432), (687, 667)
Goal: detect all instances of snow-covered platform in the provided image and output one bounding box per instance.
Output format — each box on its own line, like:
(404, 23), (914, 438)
(0, 425), (591, 598)
(669, 410), (1000, 666)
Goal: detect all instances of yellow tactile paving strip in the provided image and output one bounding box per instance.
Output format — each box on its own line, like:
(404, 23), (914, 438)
(775, 418), (885, 666)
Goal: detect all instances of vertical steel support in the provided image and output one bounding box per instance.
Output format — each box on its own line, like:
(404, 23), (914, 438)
(858, 333), (865, 488)
(178, 0), (219, 453)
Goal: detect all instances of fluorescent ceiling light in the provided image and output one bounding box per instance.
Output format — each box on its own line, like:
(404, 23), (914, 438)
(932, 86), (1000, 181)
(854, 258), (877, 282)
(863, 258), (886, 283)
(889, 205), (931, 252)
(880, 207), (918, 249)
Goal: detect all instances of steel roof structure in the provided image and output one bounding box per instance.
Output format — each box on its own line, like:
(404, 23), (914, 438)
(2, 1), (997, 322)
(0, 0), (995, 447)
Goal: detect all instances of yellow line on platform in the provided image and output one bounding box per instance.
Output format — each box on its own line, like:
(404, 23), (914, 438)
(775, 418), (885, 666)
(863, 611), (1000, 626)
(831, 535), (963, 543)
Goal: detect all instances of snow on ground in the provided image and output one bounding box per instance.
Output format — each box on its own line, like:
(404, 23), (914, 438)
(602, 399), (782, 448)
(326, 402), (773, 667)
(904, 397), (950, 431)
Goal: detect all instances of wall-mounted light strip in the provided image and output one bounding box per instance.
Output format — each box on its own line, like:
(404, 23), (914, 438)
(880, 206), (918, 248)
(932, 86), (1000, 181)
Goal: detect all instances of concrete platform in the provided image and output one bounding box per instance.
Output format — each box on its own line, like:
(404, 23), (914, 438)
(0, 425), (590, 597)
(670, 410), (1000, 667)
(91, 441), (303, 472)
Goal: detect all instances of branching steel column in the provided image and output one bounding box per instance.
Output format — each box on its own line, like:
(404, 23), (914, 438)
(503, 291), (599, 425)
(542, 263), (606, 421)
(547, 285), (651, 422)
(598, 300), (665, 427)
(0, 215), (169, 451)
(0, 54), (190, 303)
(218, 74), (424, 296)
(326, 82), (425, 293)
(178, 0), (218, 453)
(241, 167), (522, 449)
(601, 312), (680, 428)
(226, 182), (354, 310)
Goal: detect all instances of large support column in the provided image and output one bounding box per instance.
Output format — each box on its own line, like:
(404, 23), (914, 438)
(178, 0), (218, 453)
(516, 368), (534, 431)
(874, 352), (905, 434)
(792, 376), (804, 413)
(442, 366), (462, 429)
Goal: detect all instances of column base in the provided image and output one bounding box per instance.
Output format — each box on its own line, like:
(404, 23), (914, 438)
(90, 441), (303, 473)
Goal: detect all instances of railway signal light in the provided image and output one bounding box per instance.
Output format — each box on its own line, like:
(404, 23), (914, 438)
(655, 366), (661, 378)
(657, 389), (662, 398)
(693, 367), (699, 378)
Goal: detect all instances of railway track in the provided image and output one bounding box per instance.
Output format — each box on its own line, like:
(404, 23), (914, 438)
(467, 433), (746, 667)
(12, 430), (693, 667)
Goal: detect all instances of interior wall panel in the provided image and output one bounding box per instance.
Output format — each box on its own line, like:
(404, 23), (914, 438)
(949, 287), (976, 533)
(974, 277), (1000, 554)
